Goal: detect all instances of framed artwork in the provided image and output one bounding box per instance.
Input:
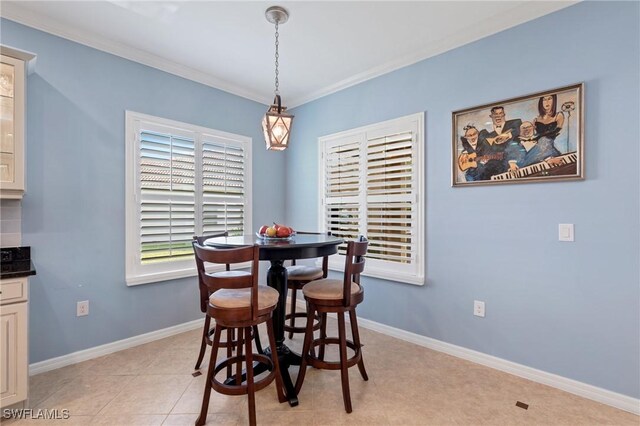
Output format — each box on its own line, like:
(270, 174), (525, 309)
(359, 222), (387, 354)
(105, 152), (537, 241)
(451, 83), (584, 186)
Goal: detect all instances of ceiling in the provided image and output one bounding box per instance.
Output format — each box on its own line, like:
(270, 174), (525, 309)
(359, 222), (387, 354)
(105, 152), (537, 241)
(2, 1), (576, 107)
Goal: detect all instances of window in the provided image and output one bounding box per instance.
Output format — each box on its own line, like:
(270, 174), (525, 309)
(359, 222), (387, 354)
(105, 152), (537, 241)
(319, 113), (424, 285)
(125, 111), (252, 286)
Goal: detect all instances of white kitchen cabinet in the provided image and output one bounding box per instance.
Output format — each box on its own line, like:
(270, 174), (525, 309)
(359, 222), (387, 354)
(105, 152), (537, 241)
(1, 47), (35, 200)
(0, 54), (24, 199)
(0, 277), (28, 407)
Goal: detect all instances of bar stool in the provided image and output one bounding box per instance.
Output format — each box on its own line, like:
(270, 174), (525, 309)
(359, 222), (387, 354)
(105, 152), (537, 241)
(193, 242), (285, 426)
(284, 231), (329, 339)
(295, 237), (369, 413)
(192, 233), (261, 372)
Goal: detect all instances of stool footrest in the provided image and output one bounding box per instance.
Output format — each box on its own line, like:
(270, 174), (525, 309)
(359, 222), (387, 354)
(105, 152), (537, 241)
(284, 312), (321, 333)
(205, 326), (256, 348)
(211, 353), (277, 396)
(305, 337), (362, 370)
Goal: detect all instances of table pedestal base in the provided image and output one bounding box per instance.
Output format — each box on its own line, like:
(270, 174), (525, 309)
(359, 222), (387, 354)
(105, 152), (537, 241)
(265, 345), (301, 406)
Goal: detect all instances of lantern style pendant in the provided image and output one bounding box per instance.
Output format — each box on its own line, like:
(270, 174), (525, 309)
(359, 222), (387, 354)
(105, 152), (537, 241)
(262, 95), (293, 150)
(262, 6), (294, 151)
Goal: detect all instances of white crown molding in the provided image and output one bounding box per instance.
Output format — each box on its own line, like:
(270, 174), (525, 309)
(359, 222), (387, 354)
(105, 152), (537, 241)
(293, 299), (639, 415)
(29, 318), (203, 376)
(287, 1), (579, 108)
(1, 2), (272, 106)
(3, 1), (577, 109)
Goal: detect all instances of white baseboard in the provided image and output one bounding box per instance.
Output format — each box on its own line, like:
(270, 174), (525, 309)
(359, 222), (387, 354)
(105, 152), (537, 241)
(29, 318), (204, 376)
(294, 299), (639, 415)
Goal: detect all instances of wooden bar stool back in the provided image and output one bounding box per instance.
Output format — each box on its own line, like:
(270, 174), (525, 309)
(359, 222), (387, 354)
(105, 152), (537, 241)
(192, 233), (262, 372)
(295, 236), (369, 413)
(284, 231), (329, 339)
(193, 243), (285, 426)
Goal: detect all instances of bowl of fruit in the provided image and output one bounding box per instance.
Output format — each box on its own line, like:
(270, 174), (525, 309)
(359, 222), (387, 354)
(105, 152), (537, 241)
(257, 223), (296, 240)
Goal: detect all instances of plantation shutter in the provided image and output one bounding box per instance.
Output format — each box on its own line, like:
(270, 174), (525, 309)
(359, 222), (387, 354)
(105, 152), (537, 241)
(139, 130), (195, 264)
(126, 111), (253, 286)
(202, 136), (246, 236)
(366, 132), (415, 264)
(323, 138), (363, 255)
(319, 113), (424, 285)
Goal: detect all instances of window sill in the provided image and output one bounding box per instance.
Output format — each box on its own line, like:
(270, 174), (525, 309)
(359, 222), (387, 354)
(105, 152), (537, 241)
(126, 262), (251, 286)
(126, 267), (198, 286)
(326, 262), (424, 286)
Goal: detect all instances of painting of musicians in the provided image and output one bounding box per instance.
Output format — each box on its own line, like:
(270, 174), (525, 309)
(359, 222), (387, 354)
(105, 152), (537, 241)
(452, 83), (583, 186)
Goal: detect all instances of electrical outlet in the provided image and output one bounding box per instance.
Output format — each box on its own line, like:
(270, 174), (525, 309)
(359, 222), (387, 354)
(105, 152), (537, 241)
(77, 300), (89, 317)
(474, 300), (485, 318)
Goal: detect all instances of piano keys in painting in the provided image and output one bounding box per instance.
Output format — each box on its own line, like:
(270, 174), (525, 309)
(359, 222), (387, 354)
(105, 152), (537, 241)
(491, 152), (578, 181)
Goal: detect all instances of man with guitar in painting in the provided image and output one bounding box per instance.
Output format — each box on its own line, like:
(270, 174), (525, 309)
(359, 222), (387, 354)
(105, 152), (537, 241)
(458, 106), (522, 181)
(458, 125), (505, 181)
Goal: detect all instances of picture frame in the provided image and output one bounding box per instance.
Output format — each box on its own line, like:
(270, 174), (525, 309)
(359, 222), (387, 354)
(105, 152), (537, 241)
(451, 83), (584, 186)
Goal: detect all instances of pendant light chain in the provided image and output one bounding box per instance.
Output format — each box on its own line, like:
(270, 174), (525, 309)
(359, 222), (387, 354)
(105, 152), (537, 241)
(262, 6), (293, 151)
(274, 20), (280, 96)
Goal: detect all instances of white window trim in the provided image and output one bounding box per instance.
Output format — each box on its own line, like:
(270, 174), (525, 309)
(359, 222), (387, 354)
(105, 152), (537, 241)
(125, 111), (252, 286)
(317, 112), (425, 285)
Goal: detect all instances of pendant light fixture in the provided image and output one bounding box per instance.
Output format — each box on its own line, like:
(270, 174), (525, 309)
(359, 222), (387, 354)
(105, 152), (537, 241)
(262, 6), (294, 151)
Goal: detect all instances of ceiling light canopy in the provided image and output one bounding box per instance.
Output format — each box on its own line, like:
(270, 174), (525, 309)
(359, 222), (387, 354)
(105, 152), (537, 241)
(262, 6), (293, 151)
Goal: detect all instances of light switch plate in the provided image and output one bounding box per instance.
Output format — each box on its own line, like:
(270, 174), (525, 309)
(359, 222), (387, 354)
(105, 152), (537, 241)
(558, 224), (574, 242)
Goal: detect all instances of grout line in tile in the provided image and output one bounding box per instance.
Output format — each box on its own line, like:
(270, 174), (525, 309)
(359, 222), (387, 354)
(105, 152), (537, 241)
(167, 375), (197, 416)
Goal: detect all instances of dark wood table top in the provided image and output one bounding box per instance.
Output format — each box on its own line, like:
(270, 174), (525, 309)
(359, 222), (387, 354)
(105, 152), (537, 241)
(203, 234), (343, 262)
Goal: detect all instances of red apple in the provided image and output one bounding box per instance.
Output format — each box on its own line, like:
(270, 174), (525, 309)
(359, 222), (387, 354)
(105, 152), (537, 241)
(276, 226), (291, 238)
(258, 225), (268, 235)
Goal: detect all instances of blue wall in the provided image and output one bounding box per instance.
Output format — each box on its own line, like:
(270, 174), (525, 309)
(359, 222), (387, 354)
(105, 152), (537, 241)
(287, 2), (640, 398)
(0, 19), (286, 363)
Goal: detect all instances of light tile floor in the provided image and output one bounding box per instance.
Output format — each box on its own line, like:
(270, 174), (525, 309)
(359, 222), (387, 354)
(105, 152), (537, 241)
(8, 312), (638, 425)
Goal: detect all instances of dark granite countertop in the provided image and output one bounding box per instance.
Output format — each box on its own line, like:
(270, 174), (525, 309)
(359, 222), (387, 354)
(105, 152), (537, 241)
(0, 246), (36, 279)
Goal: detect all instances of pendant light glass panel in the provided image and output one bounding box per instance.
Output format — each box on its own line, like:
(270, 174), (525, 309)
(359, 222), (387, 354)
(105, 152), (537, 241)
(262, 106), (293, 151)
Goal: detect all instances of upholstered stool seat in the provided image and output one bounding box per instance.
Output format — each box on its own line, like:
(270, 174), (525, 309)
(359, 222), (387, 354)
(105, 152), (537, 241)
(210, 286), (279, 311)
(210, 270), (251, 278)
(302, 279), (361, 300)
(286, 265), (323, 281)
